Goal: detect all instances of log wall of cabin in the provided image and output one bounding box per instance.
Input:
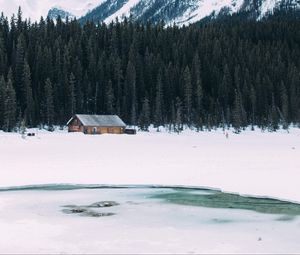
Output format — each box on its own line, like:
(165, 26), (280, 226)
(83, 126), (125, 134)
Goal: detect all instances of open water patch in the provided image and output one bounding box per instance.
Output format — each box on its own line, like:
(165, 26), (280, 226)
(1, 184), (300, 216)
(152, 189), (300, 215)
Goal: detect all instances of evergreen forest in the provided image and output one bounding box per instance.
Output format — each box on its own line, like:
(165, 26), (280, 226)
(0, 9), (300, 132)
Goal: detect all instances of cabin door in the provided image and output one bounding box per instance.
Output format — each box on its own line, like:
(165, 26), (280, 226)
(93, 127), (97, 134)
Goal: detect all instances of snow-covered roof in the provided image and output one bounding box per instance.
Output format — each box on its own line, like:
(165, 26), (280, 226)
(67, 114), (126, 127)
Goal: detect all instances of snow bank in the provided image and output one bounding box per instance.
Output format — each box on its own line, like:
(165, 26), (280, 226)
(1, 128), (300, 202)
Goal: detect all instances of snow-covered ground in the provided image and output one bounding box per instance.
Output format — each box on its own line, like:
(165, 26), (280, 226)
(1, 187), (300, 254)
(1, 127), (300, 253)
(1, 127), (300, 202)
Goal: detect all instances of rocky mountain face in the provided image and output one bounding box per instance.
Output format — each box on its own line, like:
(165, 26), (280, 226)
(47, 0), (300, 25)
(47, 7), (75, 21)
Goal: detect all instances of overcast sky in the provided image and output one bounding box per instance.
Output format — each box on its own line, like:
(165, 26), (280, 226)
(0, 0), (103, 20)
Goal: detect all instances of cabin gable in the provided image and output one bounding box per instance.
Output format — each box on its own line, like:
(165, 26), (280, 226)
(68, 116), (84, 132)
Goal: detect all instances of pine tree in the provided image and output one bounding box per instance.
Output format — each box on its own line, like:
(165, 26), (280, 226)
(232, 89), (244, 133)
(15, 33), (26, 110)
(288, 66), (300, 121)
(130, 98), (137, 127)
(125, 61), (137, 125)
(139, 97), (151, 131)
(0, 76), (6, 128)
(279, 82), (289, 129)
(183, 66), (192, 125)
(0, 32), (7, 76)
(154, 70), (163, 130)
(67, 72), (76, 117)
(74, 59), (83, 114)
(175, 97), (183, 133)
(20, 119), (26, 138)
(94, 82), (99, 114)
(194, 69), (203, 129)
(22, 60), (34, 126)
(54, 46), (63, 120)
(268, 94), (279, 131)
(219, 64), (231, 113)
(3, 77), (17, 132)
(105, 80), (115, 114)
(17, 6), (23, 32)
(63, 45), (71, 117)
(113, 56), (123, 116)
(44, 78), (54, 128)
(249, 84), (256, 130)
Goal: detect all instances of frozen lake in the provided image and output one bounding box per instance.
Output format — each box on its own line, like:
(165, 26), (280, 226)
(0, 185), (300, 254)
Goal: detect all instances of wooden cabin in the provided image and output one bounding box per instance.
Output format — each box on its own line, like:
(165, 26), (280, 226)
(67, 114), (126, 134)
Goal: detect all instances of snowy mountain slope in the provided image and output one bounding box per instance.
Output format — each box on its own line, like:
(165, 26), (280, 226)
(79, 0), (300, 25)
(257, 0), (300, 18)
(80, 0), (130, 24)
(79, 0), (246, 25)
(131, 0), (245, 25)
(0, 0), (299, 24)
(47, 7), (76, 21)
(104, 0), (141, 23)
(0, 0), (103, 21)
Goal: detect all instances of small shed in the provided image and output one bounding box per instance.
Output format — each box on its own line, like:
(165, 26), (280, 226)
(67, 114), (126, 134)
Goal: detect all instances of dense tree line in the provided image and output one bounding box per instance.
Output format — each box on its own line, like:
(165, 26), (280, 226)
(0, 8), (300, 132)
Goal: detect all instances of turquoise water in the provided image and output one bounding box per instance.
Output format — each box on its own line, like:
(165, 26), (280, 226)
(1, 184), (299, 216)
(152, 189), (300, 215)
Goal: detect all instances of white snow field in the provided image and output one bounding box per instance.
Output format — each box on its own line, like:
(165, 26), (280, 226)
(1, 127), (300, 201)
(1, 127), (300, 254)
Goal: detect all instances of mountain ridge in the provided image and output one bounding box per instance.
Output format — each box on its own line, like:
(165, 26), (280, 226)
(47, 0), (300, 25)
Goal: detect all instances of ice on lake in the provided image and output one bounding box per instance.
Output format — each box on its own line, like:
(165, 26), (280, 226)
(0, 186), (300, 254)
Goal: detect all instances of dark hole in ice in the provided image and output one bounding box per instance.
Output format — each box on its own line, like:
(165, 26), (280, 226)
(62, 207), (115, 217)
(61, 201), (119, 217)
(88, 201), (119, 208)
(62, 207), (87, 214)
